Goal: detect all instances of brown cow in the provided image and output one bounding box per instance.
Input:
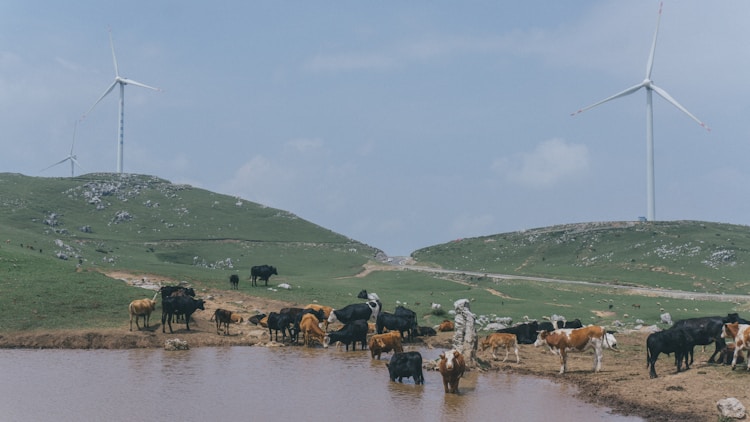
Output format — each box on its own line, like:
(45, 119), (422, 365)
(213, 308), (241, 336)
(438, 320), (454, 332)
(534, 325), (607, 374)
(368, 331), (403, 360)
(299, 313), (326, 347)
(304, 304), (333, 331)
(480, 333), (520, 363)
(438, 350), (466, 394)
(128, 298), (156, 331)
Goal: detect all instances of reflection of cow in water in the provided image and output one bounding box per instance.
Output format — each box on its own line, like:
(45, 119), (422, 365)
(250, 265), (278, 287)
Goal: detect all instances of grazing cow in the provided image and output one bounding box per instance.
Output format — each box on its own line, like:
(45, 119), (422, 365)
(298, 313), (327, 347)
(416, 326), (437, 337)
(495, 321), (539, 344)
(327, 301), (381, 325)
(213, 308), (236, 336)
(128, 298), (156, 331)
(534, 325), (607, 374)
(646, 327), (694, 378)
(386, 351), (424, 384)
(368, 331), (404, 360)
(266, 312), (294, 342)
(303, 304), (333, 331)
(250, 265), (278, 287)
(480, 333), (520, 363)
(161, 296), (205, 333)
(376, 312), (417, 342)
(229, 274), (239, 290)
(324, 320), (368, 351)
(438, 320), (455, 332)
(672, 316), (731, 364)
(248, 313), (267, 326)
(721, 322), (750, 370)
(438, 350), (466, 393)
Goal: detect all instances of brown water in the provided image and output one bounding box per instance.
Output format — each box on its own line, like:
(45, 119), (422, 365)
(0, 347), (643, 421)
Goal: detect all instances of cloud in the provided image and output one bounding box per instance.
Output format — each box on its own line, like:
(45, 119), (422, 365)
(493, 138), (590, 188)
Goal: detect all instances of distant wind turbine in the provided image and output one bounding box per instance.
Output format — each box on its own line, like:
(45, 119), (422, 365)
(83, 28), (161, 174)
(41, 120), (84, 177)
(571, 2), (709, 222)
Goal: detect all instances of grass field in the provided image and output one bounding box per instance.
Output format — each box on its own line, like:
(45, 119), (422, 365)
(1, 173), (749, 333)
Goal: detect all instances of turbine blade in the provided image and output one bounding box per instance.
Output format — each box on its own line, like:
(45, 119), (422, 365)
(571, 82), (645, 116)
(71, 157), (84, 170)
(646, 2), (663, 80)
(650, 84), (711, 131)
(120, 78), (161, 91)
(40, 157), (71, 172)
(109, 28), (119, 77)
(83, 80), (118, 117)
(69, 120), (78, 155)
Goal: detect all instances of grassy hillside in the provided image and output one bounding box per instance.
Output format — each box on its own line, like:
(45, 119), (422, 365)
(0, 173), (747, 334)
(413, 221), (750, 296)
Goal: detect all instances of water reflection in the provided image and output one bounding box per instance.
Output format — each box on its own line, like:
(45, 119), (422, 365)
(0, 347), (642, 421)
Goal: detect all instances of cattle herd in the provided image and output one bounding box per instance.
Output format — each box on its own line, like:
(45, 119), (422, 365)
(127, 268), (750, 393)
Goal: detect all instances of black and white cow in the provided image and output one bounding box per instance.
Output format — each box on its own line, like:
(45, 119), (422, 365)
(250, 265), (278, 287)
(327, 301), (381, 325)
(386, 351), (424, 384)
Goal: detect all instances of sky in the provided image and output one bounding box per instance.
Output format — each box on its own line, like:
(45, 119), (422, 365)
(2, 1), (749, 257)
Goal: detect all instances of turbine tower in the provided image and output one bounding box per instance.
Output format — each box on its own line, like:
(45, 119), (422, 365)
(571, 2), (709, 222)
(83, 28), (160, 174)
(41, 120), (84, 177)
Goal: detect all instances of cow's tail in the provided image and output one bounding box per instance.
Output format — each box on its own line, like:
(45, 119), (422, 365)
(646, 343), (651, 368)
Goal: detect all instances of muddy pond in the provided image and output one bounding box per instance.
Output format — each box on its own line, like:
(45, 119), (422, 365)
(0, 346), (643, 421)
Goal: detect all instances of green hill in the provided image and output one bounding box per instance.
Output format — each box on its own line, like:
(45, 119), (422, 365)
(1, 172), (748, 334)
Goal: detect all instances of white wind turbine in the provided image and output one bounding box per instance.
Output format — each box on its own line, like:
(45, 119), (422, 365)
(41, 120), (84, 177)
(83, 28), (160, 174)
(571, 2), (709, 222)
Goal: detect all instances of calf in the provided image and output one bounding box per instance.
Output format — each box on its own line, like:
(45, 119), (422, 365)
(161, 296), (205, 333)
(324, 320), (368, 351)
(534, 325), (607, 374)
(480, 333), (520, 363)
(229, 274), (239, 290)
(248, 313), (267, 326)
(386, 351), (424, 384)
(128, 298), (156, 331)
(368, 331), (403, 360)
(213, 309), (230, 335)
(646, 327), (694, 378)
(416, 326), (437, 337)
(438, 350), (466, 393)
(721, 322), (750, 370)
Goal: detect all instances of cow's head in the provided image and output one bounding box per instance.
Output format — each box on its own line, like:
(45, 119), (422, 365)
(441, 350), (461, 369)
(722, 322), (739, 339)
(533, 330), (550, 347)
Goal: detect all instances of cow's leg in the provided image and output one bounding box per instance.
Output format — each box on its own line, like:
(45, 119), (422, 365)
(559, 350), (567, 374)
(594, 346), (603, 372)
(731, 346), (741, 370)
(442, 378), (449, 393)
(514, 344), (520, 363)
(502, 346), (509, 362)
(709, 340), (725, 364)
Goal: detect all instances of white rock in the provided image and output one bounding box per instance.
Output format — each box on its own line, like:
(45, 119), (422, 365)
(717, 397), (746, 419)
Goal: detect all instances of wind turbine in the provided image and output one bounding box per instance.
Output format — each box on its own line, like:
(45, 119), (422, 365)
(41, 120), (84, 177)
(571, 2), (709, 222)
(83, 28), (160, 174)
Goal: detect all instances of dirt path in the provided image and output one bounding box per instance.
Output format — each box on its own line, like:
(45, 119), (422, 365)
(0, 270), (743, 421)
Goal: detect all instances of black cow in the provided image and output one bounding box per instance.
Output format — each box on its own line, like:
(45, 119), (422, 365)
(324, 320), (368, 351)
(161, 296), (205, 333)
(250, 265), (278, 287)
(415, 326), (437, 337)
(229, 274), (239, 290)
(292, 308), (325, 344)
(646, 327), (694, 378)
(213, 308), (233, 336)
(555, 319), (583, 329)
(376, 312), (417, 342)
(159, 286), (196, 322)
(673, 315), (734, 364)
(386, 351), (424, 384)
(496, 321), (539, 344)
(327, 301), (381, 325)
(267, 312), (294, 342)
(394, 306), (418, 341)
(537, 321), (556, 332)
(248, 313), (267, 326)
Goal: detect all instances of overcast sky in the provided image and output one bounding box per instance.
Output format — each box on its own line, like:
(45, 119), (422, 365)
(2, 1), (749, 256)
